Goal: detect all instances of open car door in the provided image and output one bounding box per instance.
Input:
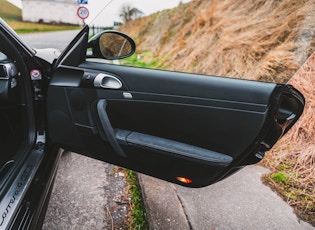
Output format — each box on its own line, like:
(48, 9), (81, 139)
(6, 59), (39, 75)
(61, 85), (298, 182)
(46, 26), (304, 188)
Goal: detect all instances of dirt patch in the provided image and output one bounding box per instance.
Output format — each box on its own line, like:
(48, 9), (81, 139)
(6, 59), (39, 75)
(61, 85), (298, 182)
(104, 166), (131, 229)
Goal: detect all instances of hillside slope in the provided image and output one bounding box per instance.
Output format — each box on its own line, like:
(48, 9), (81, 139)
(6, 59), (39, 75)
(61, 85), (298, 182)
(120, 0), (315, 83)
(0, 0), (21, 21)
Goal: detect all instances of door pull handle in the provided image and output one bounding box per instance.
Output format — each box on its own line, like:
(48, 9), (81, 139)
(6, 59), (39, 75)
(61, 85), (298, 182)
(94, 73), (122, 89)
(97, 99), (126, 157)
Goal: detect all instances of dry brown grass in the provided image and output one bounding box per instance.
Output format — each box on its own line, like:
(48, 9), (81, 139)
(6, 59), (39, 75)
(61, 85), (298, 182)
(120, 0), (315, 83)
(261, 53), (315, 225)
(119, 0), (315, 225)
(267, 54), (315, 181)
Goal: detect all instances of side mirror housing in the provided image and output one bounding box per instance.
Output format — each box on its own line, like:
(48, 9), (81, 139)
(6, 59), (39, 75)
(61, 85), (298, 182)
(87, 31), (136, 60)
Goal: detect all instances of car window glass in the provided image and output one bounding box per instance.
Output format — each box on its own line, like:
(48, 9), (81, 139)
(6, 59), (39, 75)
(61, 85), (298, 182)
(0, 52), (8, 61)
(112, 0), (315, 84)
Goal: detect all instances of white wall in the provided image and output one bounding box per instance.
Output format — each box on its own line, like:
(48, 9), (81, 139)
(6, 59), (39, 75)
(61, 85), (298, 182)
(22, 1), (82, 25)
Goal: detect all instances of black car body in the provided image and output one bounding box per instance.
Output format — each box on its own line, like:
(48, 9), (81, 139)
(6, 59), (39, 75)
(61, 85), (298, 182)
(0, 18), (305, 229)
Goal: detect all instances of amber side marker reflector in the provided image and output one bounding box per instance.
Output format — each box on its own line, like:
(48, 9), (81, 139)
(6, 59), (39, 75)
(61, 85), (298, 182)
(176, 177), (192, 184)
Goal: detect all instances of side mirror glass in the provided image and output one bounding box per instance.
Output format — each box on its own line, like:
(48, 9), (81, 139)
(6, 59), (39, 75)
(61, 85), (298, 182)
(88, 31), (136, 60)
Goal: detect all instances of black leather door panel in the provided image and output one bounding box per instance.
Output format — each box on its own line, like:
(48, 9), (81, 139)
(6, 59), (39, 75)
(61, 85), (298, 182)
(47, 64), (304, 187)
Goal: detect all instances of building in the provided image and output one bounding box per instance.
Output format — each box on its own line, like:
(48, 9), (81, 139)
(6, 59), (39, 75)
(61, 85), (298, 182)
(130, 8), (144, 20)
(22, 0), (82, 25)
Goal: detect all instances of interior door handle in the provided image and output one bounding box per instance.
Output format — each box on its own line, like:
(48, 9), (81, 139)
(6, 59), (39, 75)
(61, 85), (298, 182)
(97, 99), (126, 157)
(94, 73), (122, 89)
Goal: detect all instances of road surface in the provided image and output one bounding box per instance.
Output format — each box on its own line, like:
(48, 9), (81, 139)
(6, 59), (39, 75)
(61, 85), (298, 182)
(20, 30), (80, 50)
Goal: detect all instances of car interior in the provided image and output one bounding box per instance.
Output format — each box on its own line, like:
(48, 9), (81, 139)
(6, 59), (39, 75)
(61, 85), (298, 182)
(0, 51), (24, 179)
(0, 43), (37, 189)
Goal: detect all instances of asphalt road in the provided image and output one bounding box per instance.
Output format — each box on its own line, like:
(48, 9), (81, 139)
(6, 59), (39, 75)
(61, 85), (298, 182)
(42, 152), (129, 229)
(20, 30), (80, 50)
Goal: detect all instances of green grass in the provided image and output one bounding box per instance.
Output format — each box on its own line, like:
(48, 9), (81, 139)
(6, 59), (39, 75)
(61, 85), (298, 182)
(0, 0), (21, 21)
(126, 170), (148, 230)
(7, 21), (80, 34)
(262, 164), (315, 226)
(121, 53), (159, 69)
(271, 172), (288, 183)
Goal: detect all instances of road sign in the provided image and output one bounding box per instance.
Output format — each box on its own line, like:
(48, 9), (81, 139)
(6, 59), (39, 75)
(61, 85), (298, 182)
(30, 69), (42, 80)
(77, 0), (88, 5)
(77, 6), (89, 20)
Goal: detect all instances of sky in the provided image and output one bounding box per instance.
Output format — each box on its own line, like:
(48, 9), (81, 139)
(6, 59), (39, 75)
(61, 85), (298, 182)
(7, 0), (191, 26)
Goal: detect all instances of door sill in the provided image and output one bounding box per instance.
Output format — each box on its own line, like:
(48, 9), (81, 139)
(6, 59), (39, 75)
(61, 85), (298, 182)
(0, 146), (44, 229)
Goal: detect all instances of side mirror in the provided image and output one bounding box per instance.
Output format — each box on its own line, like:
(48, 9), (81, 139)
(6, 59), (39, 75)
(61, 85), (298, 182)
(87, 31), (136, 60)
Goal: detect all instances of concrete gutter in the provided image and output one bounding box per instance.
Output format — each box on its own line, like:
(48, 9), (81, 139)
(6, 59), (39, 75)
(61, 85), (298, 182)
(138, 165), (314, 230)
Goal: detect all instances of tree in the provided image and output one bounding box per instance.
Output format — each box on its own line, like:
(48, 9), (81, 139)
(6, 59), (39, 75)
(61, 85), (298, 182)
(119, 4), (144, 23)
(119, 4), (134, 23)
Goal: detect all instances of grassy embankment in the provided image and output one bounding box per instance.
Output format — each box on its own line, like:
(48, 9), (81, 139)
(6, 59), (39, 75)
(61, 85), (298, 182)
(119, 0), (315, 226)
(0, 0), (79, 33)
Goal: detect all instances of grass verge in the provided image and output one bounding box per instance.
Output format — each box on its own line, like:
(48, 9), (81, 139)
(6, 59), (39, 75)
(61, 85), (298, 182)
(120, 52), (160, 69)
(261, 166), (315, 226)
(126, 170), (148, 230)
(6, 21), (80, 34)
(0, 0), (21, 21)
